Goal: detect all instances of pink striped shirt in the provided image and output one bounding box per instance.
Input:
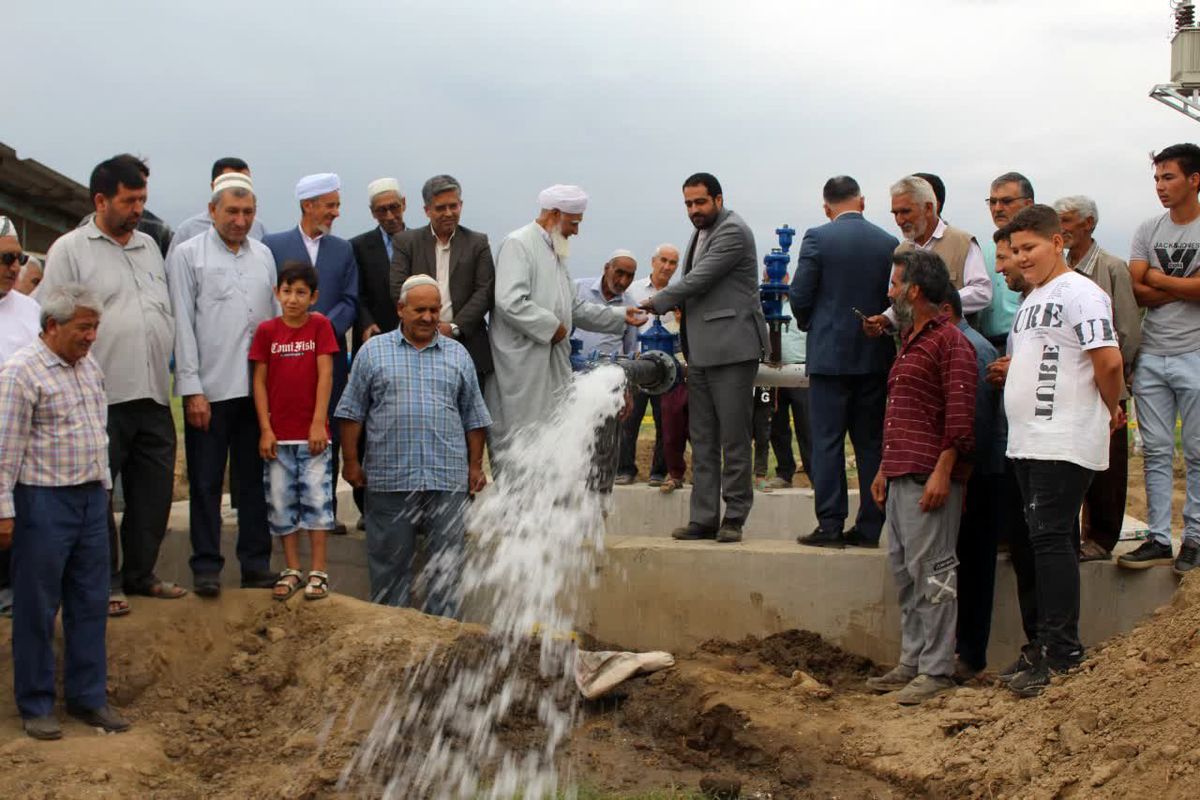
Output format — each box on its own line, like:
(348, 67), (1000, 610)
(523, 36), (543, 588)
(0, 339), (110, 518)
(881, 315), (977, 482)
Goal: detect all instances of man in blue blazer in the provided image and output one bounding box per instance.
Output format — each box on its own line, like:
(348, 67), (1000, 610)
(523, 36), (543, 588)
(263, 173), (359, 529)
(789, 176), (897, 548)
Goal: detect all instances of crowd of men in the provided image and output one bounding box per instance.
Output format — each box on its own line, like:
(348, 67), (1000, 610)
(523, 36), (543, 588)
(0, 141), (1198, 737)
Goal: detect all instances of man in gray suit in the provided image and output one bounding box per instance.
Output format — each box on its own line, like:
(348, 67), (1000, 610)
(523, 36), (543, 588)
(389, 175), (495, 378)
(640, 173), (767, 542)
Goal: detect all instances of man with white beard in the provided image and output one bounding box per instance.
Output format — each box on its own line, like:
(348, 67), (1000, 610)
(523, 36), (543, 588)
(486, 185), (646, 460)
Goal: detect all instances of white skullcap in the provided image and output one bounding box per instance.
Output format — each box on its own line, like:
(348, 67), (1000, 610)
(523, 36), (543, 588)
(538, 184), (588, 214)
(212, 172), (254, 198)
(399, 274), (440, 302)
(295, 173), (341, 201)
(607, 249), (636, 263)
(0, 216), (17, 241)
(367, 178), (402, 202)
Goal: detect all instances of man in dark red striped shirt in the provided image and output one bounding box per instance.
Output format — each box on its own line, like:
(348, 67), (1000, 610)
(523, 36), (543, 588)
(866, 249), (978, 705)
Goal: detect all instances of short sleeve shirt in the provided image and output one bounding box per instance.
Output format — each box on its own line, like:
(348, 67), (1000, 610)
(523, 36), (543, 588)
(1130, 212), (1200, 355)
(1004, 271), (1117, 470)
(248, 313), (339, 442)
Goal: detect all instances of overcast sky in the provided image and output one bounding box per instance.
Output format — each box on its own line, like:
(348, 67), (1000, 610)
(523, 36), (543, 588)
(10, 1), (1200, 279)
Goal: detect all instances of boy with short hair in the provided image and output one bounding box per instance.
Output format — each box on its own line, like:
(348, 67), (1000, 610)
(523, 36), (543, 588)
(249, 262), (340, 601)
(1002, 204), (1123, 696)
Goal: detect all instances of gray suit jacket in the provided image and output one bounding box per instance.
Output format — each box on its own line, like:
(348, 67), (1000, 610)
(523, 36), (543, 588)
(649, 207), (767, 368)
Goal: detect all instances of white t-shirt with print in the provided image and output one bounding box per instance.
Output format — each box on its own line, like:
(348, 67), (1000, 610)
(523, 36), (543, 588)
(1004, 270), (1117, 471)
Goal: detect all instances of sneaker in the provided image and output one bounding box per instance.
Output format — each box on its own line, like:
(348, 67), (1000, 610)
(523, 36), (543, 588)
(67, 704), (131, 733)
(1117, 539), (1174, 570)
(798, 526), (845, 549)
(716, 519), (744, 543)
(865, 663), (917, 693)
(1008, 651), (1082, 698)
(1175, 541), (1200, 576)
(648, 475), (665, 487)
(764, 476), (792, 490)
(841, 527), (880, 549)
(613, 474), (636, 486)
(671, 523), (716, 541)
(996, 647), (1037, 685)
(895, 674), (956, 705)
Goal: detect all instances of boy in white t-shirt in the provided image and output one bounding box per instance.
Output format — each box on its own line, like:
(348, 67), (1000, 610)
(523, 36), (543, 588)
(1002, 205), (1123, 698)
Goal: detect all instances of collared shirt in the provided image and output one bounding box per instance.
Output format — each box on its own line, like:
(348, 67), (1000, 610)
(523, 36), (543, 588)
(0, 339), (111, 518)
(167, 211), (267, 260)
(300, 226), (322, 265)
(957, 319), (1002, 475)
(334, 331), (491, 492)
(572, 277), (637, 355)
(627, 277), (680, 334)
(167, 227), (279, 401)
(38, 219), (174, 406)
(432, 224), (457, 321)
(884, 218), (991, 326)
(379, 226), (394, 262)
(881, 314), (977, 482)
(0, 291), (40, 365)
(1072, 241), (1101, 278)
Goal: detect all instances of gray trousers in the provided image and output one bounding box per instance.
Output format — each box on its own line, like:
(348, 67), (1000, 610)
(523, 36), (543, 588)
(885, 476), (962, 677)
(688, 359), (758, 528)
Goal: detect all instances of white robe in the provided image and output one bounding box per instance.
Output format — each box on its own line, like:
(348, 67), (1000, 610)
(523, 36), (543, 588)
(485, 222), (625, 449)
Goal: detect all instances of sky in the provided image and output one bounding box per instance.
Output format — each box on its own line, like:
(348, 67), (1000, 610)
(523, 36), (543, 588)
(9, 0), (1200, 279)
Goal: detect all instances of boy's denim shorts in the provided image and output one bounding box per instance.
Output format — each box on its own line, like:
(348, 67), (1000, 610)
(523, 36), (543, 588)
(264, 444), (335, 536)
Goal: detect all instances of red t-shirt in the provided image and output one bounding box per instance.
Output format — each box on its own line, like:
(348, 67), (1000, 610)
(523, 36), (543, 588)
(248, 313), (340, 441)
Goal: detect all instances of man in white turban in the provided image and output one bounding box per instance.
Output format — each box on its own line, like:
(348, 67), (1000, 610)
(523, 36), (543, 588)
(486, 186), (646, 458)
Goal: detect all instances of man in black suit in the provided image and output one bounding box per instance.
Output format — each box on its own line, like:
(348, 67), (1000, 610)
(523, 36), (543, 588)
(389, 175), (495, 378)
(789, 176), (898, 548)
(351, 178), (410, 352)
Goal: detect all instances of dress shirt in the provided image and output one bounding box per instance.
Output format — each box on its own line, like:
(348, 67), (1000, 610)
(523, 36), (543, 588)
(300, 227), (322, 265)
(884, 218), (991, 325)
(573, 277), (637, 355)
(334, 331), (491, 492)
(38, 219), (174, 406)
(0, 340), (111, 518)
(167, 227), (279, 401)
(380, 226), (394, 263)
(628, 277), (679, 333)
(881, 314), (977, 482)
(779, 299), (807, 365)
(433, 225), (456, 321)
(167, 211), (267, 259)
(0, 291), (40, 365)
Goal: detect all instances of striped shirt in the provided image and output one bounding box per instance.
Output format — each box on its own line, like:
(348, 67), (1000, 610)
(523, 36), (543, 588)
(334, 330), (491, 492)
(881, 314), (977, 482)
(0, 339), (111, 518)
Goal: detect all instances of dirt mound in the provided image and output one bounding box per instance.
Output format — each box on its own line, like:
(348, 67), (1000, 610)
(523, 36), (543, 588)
(699, 628), (877, 686)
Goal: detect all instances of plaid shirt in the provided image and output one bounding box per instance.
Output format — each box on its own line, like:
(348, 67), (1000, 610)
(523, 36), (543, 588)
(0, 339), (111, 518)
(881, 314), (977, 482)
(335, 331), (491, 492)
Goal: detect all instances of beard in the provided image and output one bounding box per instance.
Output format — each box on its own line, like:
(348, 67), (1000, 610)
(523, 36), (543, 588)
(551, 227), (571, 260)
(892, 294), (914, 328)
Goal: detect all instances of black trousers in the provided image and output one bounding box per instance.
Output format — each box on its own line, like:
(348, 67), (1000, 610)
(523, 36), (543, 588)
(808, 373), (887, 541)
(1012, 458), (1092, 663)
(617, 391), (666, 480)
(1082, 402), (1128, 552)
(752, 387), (773, 476)
(107, 399), (176, 593)
(770, 386), (812, 480)
(185, 397), (270, 578)
(956, 469), (1000, 671)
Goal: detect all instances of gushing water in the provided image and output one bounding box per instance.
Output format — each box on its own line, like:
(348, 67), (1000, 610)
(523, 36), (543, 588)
(340, 365), (628, 798)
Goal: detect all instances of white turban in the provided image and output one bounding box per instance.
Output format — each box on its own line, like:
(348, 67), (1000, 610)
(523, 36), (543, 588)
(295, 173), (341, 201)
(367, 177), (402, 202)
(0, 215), (17, 241)
(399, 274), (440, 303)
(211, 172), (254, 199)
(538, 184), (588, 214)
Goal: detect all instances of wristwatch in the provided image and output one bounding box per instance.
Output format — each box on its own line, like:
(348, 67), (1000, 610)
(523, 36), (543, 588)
(450, 323), (461, 338)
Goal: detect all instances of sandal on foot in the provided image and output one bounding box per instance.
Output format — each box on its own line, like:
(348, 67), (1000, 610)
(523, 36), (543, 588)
(273, 569), (304, 602)
(108, 592), (131, 618)
(304, 570), (329, 601)
(659, 477), (684, 494)
(131, 580), (188, 599)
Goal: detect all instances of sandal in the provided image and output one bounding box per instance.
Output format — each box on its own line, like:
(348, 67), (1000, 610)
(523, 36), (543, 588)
(108, 592), (131, 617)
(304, 570), (329, 601)
(659, 477), (684, 494)
(273, 569), (304, 602)
(130, 580), (188, 599)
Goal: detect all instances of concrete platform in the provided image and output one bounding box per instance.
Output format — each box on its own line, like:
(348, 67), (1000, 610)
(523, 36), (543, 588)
(152, 484), (1177, 669)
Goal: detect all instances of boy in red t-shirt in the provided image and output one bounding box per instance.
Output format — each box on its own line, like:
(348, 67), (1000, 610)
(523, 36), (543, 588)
(249, 262), (340, 601)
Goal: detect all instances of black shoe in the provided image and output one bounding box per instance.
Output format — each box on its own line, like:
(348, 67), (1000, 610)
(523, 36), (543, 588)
(1117, 539), (1174, 570)
(671, 523), (717, 541)
(67, 704), (130, 733)
(647, 475), (666, 487)
(240, 570), (278, 589)
(716, 519), (744, 543)
(798, 526), (845, 548)
(1008, 651), (1081, 698)
(330, 521), (349, 536)
(22, 715), (61, 740)
(193, 574), (221, 597)
(997, 646), (1037, 684)
(1175, 541), (1200, 576)
(841, 527), (879, 549)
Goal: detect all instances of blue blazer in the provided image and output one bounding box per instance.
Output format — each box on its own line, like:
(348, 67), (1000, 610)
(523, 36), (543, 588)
(789, 212), (898, 376)
(263, 227), (359, 342)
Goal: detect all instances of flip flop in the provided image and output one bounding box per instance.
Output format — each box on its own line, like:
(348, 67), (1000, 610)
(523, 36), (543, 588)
(108, 592), (131, 617)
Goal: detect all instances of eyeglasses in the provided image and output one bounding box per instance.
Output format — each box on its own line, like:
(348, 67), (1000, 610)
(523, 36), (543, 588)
(985, 196), (1030, 208)
(372, 203), (403, 216)
(0, 252), (28, 267)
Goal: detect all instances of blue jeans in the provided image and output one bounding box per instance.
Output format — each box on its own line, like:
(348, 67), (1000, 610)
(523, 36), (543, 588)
(1133, 352), (1200, 545)
(12, 483), (110, 718)
(364, 490), (467, 618)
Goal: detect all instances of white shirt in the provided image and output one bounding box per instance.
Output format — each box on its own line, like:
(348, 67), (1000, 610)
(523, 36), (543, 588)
(433, 225), (455, 321)
(0, 290), (40, 365)
(299, 227), (322, 265)
(885, 218), (991, 325)
(627, 276), (679, 333)
(1004, 270), (1118, 471)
